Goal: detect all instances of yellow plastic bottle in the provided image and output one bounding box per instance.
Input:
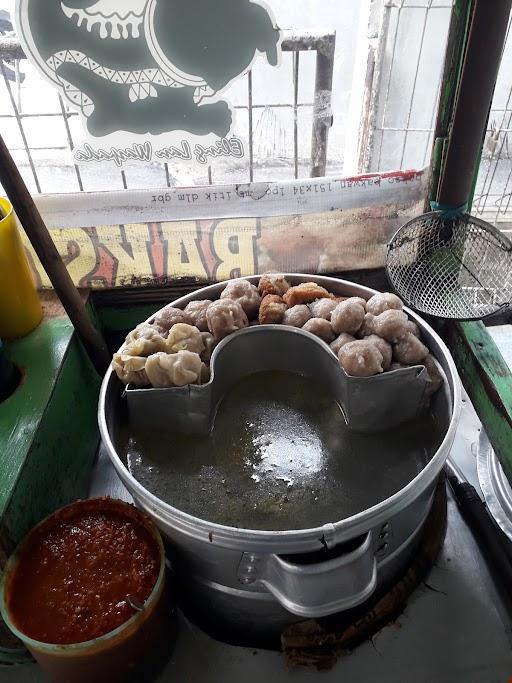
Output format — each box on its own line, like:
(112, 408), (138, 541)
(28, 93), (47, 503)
(0, 197), (43, 339)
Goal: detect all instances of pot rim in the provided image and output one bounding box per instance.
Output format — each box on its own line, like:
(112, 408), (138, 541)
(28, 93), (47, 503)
(0, 497), (166, 655)
(98, 274), (461, 549)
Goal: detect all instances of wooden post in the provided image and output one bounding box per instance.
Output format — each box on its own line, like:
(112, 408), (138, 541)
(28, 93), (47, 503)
(0, 135), (110, 376)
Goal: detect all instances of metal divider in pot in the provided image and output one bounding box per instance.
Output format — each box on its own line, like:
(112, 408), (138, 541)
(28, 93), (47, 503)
(125, 325), (431, 435)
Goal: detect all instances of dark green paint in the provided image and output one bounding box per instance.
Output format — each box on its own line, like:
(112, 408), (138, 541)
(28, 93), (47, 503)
(96, 303), (163, 335)
(445, 321), (512, 485)
(0, 319), (100, 563)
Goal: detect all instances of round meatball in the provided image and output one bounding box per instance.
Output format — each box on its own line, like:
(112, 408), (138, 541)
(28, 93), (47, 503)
(184, 300), (212, 332)
(357, 313), (376, 338)
(393, 333), (429, 364)
(338, 340), (384, 377)
(207, 300), (248, 341)
(258, 273), (291, 298)
(344, 296), (367, 310)
(364, 334), (392, 370)
(259, 295), (287, 324)
(331, 300), (366, 335)
(372, 310), (409, 343)
(302, 318), (335, 343)
(283, 304), (312, 328)
(366, 292), (404, 316)
(154, 306), (193, 335)
(406, 320), (421, 339)
(309, 298), (338, 320)
(221, 279), (261, 319)
(423, 354), (444, 395)
(330, 333), (355, 356)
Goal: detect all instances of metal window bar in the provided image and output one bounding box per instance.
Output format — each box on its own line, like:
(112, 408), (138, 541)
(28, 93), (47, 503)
(0, 31), (335, 193)
(472, 12), (512, 226)
(358, 0), (453, 174)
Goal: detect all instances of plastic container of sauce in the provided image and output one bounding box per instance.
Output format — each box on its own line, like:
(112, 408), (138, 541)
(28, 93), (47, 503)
(0, 498), (174, 682)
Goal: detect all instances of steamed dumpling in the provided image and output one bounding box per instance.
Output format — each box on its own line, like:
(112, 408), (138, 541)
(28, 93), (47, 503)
(184, 300), (212, 332)
(145, 351), (202, 388)
(200, 332), (216, 362)
(220, 279), (261, 319)
(207, 299), (249, 341)
(154, 306), (193, 335)
(112, 353), (149, 387)
(165, 323), (205, 354)
(124, 324), (166, 357)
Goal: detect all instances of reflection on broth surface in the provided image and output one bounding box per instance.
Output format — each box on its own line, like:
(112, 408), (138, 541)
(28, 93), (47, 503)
(121, 371), (446, 531)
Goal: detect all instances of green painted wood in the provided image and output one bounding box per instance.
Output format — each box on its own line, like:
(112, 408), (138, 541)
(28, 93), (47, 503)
(445, 321), (512, 485)
(0, 319), (100, 563)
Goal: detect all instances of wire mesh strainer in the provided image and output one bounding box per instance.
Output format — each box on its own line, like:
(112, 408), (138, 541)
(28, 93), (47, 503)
(386, 212), (512, 320)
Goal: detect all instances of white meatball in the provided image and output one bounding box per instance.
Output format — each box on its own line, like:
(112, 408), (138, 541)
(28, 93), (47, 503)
(372, 310), (409, 343)
(406, 320), (421, 339)
(309, 298), (337, 320)
(221, 279), (261, 319)
(302, 318), (335, 343)
(331, 300), (366, 335)
(207, 299), (248, 341)
(344, 296), (367, 310)
(154, 306), (193, 335)
(145, 351), (202, 388)
(124, 323), (166, 357)
(283, 304), (312, 328)
(112, 354), (149, 387)
(357, 313), (376, 338)
(330, 333), (355, 356)
(338, 340), (384, 377)
(184, 300), (212, 332)
(393, 333), (429, 364)
(366, 292), (403, 316)
(165, 323), (205, 355)
(364, 334), (392, 370)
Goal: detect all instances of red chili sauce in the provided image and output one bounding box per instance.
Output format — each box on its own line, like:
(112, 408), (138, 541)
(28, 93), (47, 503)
(7, 510), (160, 645)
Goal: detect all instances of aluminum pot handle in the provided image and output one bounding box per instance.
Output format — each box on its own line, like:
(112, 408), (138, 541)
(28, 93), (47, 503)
(240, 531), (377, 618)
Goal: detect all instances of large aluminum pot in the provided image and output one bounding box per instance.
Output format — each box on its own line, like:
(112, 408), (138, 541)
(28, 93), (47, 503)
(99, 275), (461, 637)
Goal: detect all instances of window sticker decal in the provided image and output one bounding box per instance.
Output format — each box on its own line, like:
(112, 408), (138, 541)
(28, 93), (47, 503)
(16, 0), (281, 166)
